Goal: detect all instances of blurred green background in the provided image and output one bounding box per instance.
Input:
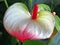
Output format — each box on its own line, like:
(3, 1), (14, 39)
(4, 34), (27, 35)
(0, 0), (60, 45)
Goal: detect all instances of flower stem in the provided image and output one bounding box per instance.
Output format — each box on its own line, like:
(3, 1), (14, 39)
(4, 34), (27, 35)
(17, 42), (22, 45)
(4, 0), (8, 8)
(20, 42), (22, 45)
(16, 40), (22, 45)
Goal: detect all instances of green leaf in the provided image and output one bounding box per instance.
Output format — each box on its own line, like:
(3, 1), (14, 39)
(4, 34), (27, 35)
(54, 15), (60, 33)
(23, 40), (46, 45)
(10, 37), (17, 45)
(48, 32), (60, 45)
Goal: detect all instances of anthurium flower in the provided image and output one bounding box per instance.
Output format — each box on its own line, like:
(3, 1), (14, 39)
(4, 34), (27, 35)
(3, 3), (55, 42)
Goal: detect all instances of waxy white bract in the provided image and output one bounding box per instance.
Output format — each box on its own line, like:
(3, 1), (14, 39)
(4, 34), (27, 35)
(3, 3), (55, 42)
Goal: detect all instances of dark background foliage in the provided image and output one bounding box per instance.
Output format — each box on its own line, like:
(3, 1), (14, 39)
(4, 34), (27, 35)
(0, 0), (60, 45)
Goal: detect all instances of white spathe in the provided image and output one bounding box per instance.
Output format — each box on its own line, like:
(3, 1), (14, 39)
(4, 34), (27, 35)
(3, 3), (55, 42)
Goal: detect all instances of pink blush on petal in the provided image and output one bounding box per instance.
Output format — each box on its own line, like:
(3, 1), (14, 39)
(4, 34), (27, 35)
(6, 22), (38, 42)
(8, 30), (35, 42)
